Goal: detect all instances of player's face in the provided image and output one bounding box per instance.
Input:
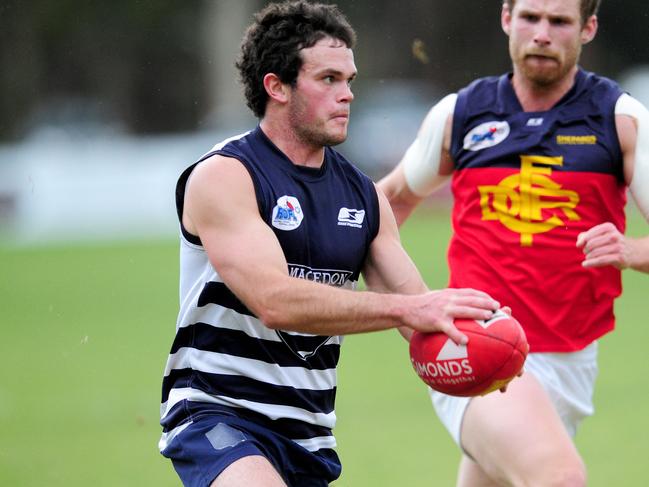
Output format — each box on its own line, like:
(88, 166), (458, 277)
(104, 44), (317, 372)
(503, 0), (597, 87)
(287, 37), (356, 147)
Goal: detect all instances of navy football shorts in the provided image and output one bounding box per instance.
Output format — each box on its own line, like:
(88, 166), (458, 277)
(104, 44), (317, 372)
(160, 409), (341, 487)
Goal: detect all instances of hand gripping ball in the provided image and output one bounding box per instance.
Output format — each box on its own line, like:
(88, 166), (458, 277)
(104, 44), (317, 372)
(409, 310), (529, 397)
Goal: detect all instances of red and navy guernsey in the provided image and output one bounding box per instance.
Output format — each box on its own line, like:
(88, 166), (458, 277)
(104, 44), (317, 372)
(159, 126), (380, 477)
(448, 68), (626, 352)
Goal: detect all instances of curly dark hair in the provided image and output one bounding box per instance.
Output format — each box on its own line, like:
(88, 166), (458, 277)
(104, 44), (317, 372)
(235, 1), (356, 118)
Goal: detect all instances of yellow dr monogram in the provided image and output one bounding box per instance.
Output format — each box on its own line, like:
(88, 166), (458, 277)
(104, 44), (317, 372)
(478, 155), (580, 246)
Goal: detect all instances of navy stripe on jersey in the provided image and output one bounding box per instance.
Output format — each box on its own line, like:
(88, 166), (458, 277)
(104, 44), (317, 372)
(161, 401), (335, 442)
(161, 369), (336, 414)
(197, 281), (254, 316)
(169, 324), (340, 369)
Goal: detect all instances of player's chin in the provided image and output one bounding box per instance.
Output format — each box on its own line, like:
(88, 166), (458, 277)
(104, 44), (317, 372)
(521, 63), (562, 85)
(527, 70), (561, 86)
(325, 128), (348, 146)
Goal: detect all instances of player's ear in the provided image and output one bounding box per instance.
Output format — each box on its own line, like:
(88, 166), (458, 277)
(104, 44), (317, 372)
(580, 14), (598, 45)
(263, 73), (290, 105)
(501, 2), (512, 36)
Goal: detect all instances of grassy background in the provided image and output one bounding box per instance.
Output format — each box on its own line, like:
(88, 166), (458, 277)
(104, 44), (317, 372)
(0, 207), (646, 486)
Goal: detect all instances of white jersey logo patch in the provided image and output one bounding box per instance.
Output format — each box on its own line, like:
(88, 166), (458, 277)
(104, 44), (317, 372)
(463, 121), (510, 151)
(272, 196), (303, 231)
(526, 117), (544, 127)
(337, 208), (365, 228)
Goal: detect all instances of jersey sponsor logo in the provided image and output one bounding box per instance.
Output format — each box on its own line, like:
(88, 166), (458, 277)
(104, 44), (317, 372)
(478, 155), (581, 246)
(337, 207), (365, 228)
(279, 264), (352, 359)
(463, 121), (510, 151)
(556, 134), (597, 145)
(288, 263), (354, 287)
(272, 196), (303, 231)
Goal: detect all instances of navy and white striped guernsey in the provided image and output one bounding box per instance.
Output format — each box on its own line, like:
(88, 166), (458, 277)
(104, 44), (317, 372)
(159, 126), (380, 460)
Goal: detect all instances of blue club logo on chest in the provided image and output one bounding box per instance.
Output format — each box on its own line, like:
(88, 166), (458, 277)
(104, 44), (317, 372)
(272, 195), (304, 231)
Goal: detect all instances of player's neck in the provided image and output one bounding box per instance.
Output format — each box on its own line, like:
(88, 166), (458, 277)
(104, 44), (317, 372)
(511, 67), (578, 112)
(259, 117), (325, 169)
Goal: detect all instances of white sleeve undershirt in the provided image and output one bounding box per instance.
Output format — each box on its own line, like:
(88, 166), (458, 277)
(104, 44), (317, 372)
(402, 93), (457, 197)
(615, 93), (649, 221)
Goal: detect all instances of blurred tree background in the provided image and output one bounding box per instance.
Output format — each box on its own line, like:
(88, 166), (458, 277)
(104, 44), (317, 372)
(1, 0), (648, 142)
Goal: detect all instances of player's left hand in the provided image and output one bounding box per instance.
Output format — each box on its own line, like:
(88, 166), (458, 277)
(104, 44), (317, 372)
(576, 222), (632, 270)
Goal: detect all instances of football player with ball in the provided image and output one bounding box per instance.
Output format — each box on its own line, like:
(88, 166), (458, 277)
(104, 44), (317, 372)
(380, 0), (649, 485)
(159, 2), (504, 486)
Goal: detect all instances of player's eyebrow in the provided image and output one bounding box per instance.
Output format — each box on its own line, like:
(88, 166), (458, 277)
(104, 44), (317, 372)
(517, 7), (576, 24)
(315, 68), (358, 82)
(316, 67), (357, 79)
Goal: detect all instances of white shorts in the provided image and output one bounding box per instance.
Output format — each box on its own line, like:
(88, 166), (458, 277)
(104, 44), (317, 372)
(430, 342), (599, 446)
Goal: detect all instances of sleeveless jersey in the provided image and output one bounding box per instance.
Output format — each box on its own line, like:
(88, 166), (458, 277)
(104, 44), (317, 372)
(448, 69), (626, 352)
(159, 126), (380, 461)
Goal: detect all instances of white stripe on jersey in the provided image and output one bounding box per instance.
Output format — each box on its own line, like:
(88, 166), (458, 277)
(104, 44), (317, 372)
(177, 301), (283, 341)
(284, 329), (346, 338)
(293, 435), (337, 451)
(164, 348), (337, 391)
(161, 387), (337, 429)
(177, 299), (344, 345)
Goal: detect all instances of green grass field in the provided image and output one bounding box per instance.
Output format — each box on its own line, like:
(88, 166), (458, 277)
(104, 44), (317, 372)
(0, 208), (646, 486)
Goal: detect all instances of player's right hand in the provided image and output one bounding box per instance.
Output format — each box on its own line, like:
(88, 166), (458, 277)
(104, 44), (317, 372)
(405, 288), (500, 345)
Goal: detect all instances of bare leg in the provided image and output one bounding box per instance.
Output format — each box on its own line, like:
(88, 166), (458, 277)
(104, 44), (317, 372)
(210, 455), (288, 487)
(457, 372), (586, 487)
(456, 455), (500, 487)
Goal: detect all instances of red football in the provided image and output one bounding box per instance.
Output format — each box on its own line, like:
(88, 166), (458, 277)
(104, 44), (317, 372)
(409, 310), (529, 397)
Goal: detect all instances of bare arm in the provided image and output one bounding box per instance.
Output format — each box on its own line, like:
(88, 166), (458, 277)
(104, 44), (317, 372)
(362, 186), (500, 342)
(184, 155), (499, 338)
(576, 112), (649, 273)
(377, 164), (425, 226)
(378, 94), (456, 226)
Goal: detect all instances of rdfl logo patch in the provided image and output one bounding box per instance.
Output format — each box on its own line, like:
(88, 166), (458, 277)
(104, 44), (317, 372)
(272, 195), (303, 231)
(337, 207), (365, 228)
(463, 121), (510, 151)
